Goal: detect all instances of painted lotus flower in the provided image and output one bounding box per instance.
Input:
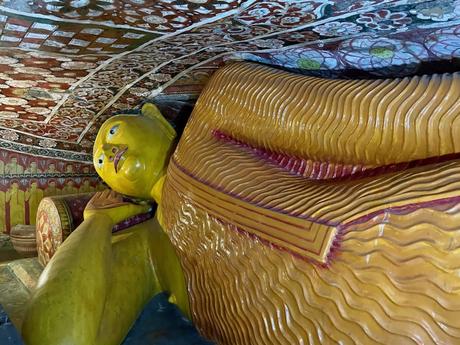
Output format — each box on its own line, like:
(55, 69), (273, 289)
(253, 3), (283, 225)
(313, 21), (363, 37)
(242, 48), (341, 71)
(409, 0), (460, 22)
(338, 36), (429, 75)
(425, 25), (460, 58)
(357, 9), (412, 31)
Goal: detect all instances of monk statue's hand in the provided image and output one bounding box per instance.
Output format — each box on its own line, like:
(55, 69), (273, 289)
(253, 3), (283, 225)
(84, 189), (152, 224)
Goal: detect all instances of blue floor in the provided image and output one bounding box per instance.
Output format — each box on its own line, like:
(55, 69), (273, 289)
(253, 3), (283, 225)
(0, 305), (23, 345)
(0, 293), (213, 345)
(123, 293), (213, 345)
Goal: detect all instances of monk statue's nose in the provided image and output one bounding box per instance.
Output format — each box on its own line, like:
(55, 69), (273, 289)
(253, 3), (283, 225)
(102, 144), (120, 161)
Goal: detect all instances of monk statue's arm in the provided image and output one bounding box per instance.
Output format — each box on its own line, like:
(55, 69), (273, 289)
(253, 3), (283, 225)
(22, 190), (150, 345)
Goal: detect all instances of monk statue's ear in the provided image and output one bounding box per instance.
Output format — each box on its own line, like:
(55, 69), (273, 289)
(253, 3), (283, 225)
(141, 103), (177, 141)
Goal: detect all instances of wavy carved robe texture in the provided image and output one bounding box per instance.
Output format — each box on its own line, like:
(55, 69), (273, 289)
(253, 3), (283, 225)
(160, 63), (460, 344)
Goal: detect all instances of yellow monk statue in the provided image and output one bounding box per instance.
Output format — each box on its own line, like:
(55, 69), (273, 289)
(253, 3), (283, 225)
(6, 182), (25, 228)
(22, 62), (460, 345)
(25, 182), (43, 225)
(22, 103), (190, 345)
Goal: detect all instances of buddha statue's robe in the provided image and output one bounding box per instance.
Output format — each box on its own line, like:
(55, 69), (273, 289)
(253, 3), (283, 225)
(159, 63), (460, 345)
(6, 185), (25, 228)
(25, 185), (43, 225)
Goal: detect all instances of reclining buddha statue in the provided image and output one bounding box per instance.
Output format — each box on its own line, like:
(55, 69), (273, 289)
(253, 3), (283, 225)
(22, 62), (460, 345)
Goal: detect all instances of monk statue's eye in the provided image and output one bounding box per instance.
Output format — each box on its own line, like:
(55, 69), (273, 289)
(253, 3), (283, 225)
(108, 125), (119, 138)
(96, 154), (104, 169)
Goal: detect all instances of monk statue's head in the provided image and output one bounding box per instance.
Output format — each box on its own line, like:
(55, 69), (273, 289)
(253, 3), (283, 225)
(93, 103), (177, 202)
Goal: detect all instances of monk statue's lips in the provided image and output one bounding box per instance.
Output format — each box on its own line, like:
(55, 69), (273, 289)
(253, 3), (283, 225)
(114, 147), (128, 173)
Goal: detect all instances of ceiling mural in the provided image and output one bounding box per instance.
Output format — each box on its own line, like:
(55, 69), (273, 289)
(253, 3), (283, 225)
(0, 0), (458, 162)
(2, 0), (249, 32)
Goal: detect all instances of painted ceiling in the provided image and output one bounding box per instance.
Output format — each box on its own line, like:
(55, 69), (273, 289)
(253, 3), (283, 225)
(0, 0), (458, 163)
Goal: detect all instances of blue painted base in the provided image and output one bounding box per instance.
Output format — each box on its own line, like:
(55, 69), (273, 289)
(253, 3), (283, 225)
(0, 305), (23, 345)
(1, 293), (213, 345)
(122, 293), (214, 345)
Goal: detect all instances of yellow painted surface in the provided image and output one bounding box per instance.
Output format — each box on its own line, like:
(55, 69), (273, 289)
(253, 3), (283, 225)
(0, 152), (104, 232)
(93, 103), (176, 202)
(22, 63), (460, 345)
(25, 183), (43, 227)
(159, 63), (460, 344)
(23, 105), (190, 345)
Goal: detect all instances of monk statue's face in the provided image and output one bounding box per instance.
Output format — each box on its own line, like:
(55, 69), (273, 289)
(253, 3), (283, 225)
(93, 104), (176, 200)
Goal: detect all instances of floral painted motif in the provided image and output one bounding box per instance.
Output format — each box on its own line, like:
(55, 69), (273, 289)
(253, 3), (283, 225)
(313, 21), (362, 36)
(165, 33), (229, 47)
(39, 138), (57, 148)
(195, 20), (271, 41)
(410, 0), (460, 22)
(424, 25), (460, 58)
(0, 50), (104, 126)
(338, 36), (429, 75)
(240, 48), (341, 74)
(0, 130), (19, 141)
(277, 30), (319, 43)
(43, 0), (114, 17)
(236, 1), (331, 28)
(357, 9), (412, 31)
(282, 48), (340, 71)
(26, 0), (243, 32)
(160, 0), (238, 13)
(148, 73), (173, 82)
(332, 0), (387, 14)
(251, 38), (285, 49)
